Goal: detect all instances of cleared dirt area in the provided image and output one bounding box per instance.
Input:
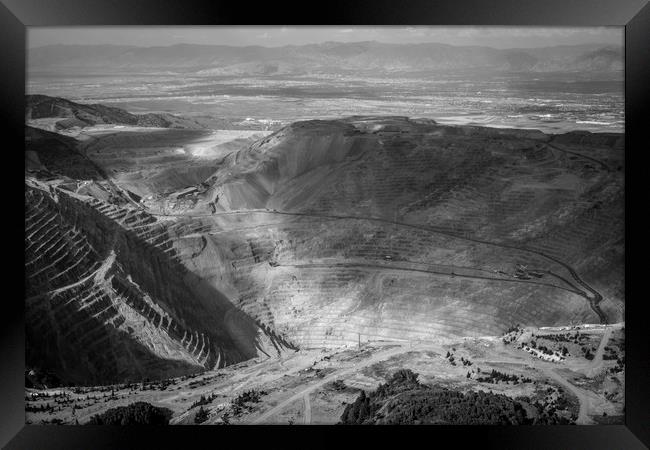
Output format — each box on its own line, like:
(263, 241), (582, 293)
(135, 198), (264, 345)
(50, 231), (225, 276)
(25, 324), (623, 425)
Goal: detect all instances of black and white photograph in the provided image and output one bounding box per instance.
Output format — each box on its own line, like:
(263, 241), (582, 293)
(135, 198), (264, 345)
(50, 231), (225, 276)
(23, 25), (626, 427)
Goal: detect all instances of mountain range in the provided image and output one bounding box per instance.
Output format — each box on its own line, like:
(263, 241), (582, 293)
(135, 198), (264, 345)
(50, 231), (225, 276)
(28, 41), (623, 76)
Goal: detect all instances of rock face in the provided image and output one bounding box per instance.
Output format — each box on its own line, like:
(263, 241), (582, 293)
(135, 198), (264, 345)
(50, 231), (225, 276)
(26, 94), (203, 130)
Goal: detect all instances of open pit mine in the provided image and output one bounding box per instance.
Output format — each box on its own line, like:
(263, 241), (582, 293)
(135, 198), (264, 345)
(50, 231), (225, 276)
(24, 96), (624, 425)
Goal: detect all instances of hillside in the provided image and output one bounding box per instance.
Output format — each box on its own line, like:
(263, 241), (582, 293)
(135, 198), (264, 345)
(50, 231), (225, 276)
(25, 125), (105, 179)
(340, 369), (573, 424)
(26, 94), (205, 130)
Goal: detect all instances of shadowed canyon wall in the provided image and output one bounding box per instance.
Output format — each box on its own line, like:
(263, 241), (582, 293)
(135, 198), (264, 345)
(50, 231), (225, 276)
(25, 183), (290, 385)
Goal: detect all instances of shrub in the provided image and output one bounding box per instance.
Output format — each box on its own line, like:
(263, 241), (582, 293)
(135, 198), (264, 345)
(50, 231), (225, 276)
(390, 369), (419, 385)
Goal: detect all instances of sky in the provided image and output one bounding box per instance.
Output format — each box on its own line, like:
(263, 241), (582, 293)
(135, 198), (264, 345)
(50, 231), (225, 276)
(27, 26), (623, 49)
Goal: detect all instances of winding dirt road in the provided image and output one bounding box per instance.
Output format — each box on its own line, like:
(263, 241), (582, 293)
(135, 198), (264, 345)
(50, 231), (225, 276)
(545, 141), (611, 172)
(279, 262), (583, 296)
(303, 393), (312, 425)
(540, 367), (597, 425)
(144, 206), (606, 323)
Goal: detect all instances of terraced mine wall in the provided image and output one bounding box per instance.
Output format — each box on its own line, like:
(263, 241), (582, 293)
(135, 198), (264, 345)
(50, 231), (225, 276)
(185, 117), (623, 348)
(184, 218), (598, 349)
(25, 184), (286, 385)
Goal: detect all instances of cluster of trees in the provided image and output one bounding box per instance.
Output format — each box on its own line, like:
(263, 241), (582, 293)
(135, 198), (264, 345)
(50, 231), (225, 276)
(231, 390), (267, 416)
(341, 370), (421, 424)
(505, 325), (523, 335)
(608, 355), (625, 374)
(526, 387), (577, 422)
(26, 391), (89, 414)
(536, 333), (575, 343)
(341, 390), (372, 424)
(233, 390), (265, 405)
(194, 406), (210, 424)
(572, 333), (589, 344)
(581, 346), (595, 360)
(329, 379), (348, 391)
(340, 369), (573, 425)
(603, 346), (616, 360)
(502, 325), (523, 344)
(87, 402), (173, 425)
(40, 418), (65, 425)
(550, 391), (573, 412)
(26, 399), (93, 415)
(136, 379), (178, 391)
(445, 352), (457, 366)
(606, 337), (625, 373)
(535, 343), (561, 357)
(190, 393), (217, 409)
(520, 340), (566, 358)
(475, 369), (531, 385)
(25, 403), (55, 413)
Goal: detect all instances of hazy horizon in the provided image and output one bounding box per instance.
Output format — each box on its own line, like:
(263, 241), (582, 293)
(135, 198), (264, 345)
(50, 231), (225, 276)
(28, 26), (623, 50)
(28, 40), (620, 51)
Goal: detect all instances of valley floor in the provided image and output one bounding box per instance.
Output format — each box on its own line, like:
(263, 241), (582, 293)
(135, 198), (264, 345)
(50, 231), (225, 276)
(26, 323), (624, 425)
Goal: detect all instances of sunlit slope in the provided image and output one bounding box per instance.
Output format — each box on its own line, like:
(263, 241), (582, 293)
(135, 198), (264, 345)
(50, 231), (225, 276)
(185, 117), (623, 346)
(204, 120), (377, 210)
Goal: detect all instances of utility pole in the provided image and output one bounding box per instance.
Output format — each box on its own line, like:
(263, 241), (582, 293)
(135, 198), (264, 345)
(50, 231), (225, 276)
(358, 333), (361, 349)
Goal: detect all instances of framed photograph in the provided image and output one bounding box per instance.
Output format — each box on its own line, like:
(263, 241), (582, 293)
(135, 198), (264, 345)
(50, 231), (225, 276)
(3, 0), (648, 448)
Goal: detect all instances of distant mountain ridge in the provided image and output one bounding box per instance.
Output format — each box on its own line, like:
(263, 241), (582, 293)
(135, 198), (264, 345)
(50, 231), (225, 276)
(29, 41), (623, 75)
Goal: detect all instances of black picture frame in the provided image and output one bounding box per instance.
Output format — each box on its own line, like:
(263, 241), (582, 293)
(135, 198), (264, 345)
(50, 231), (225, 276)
(3, 0), (648, 448)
